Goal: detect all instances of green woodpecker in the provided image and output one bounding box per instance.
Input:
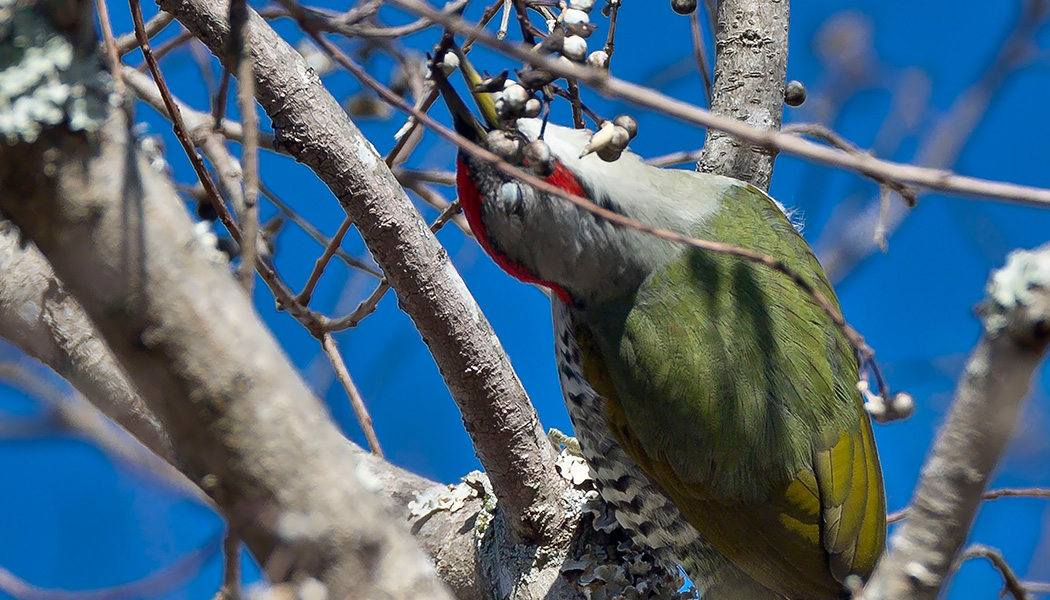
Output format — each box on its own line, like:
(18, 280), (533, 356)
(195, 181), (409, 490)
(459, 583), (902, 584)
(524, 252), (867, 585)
(435, 54), (886, 599)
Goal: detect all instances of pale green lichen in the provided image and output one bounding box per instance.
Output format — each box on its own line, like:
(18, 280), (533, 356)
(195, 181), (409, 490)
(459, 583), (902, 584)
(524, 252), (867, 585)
(983, 247), (1050, 336)
(0, 0), (110, 144)
(407, 470), (487, 519)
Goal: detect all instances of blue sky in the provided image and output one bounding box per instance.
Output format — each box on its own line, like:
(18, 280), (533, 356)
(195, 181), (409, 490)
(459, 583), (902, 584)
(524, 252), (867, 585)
(1, 0), (1049, 597)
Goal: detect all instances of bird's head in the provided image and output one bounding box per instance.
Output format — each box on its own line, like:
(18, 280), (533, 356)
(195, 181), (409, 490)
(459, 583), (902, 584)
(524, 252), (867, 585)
(433, 47), (720, 308)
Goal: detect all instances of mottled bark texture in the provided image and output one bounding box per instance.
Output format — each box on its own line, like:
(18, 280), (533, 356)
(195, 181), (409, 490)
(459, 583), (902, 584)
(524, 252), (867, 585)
(697, 0), (789, 191)
(862, 245), (1050, 600)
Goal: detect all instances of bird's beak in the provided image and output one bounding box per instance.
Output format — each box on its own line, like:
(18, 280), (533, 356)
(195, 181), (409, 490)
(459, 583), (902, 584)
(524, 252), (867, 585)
(433, 44), (499, 144)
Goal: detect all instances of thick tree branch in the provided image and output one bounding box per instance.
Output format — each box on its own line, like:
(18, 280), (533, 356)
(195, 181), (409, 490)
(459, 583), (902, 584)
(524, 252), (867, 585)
(0, 101), (450, 598)
(862, 244), (1050, 600)
(0, 222), (176, 464)
(697, 0), (789, 189)
(157, 0), (566, 542)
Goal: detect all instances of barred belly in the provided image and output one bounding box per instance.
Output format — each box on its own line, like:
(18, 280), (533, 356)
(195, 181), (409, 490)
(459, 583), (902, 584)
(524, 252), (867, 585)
(552, 301), (783, 600)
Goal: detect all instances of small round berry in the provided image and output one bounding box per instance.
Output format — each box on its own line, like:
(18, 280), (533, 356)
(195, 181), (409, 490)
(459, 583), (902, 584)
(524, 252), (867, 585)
(608, 125), (630, 151)
(612, 114), (638, 140)
(561, 35), (588, 62)
(586, 50), (609, 69)
(523, 98), (543, 118)
(670, 0), (698, 15)
(785, 80), (807, 107)
(890, 392), (915, 420)
(486, 129), (524, 163)
(502, 84), (530, 112)
(439, 51), (459, 77)
(524, 139), (555, 176)
(596, 145), (622, 162)
(562, 8), (590, 25)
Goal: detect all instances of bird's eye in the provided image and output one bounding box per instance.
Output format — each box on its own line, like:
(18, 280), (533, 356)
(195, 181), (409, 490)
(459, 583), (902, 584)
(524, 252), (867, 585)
(499, 181), (524, 213)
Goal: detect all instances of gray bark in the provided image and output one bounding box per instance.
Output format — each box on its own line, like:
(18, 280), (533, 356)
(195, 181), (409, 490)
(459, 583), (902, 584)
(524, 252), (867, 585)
(0, 103), (451, 599)
(156, 0), (567, 543)
(0, 223), (175, 463)
(697, 0), (790, 191)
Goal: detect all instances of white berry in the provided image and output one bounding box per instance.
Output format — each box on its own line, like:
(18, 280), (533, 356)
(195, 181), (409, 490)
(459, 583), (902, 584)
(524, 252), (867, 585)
(561, 35), (588, 62)
(586, 50), (609, 69)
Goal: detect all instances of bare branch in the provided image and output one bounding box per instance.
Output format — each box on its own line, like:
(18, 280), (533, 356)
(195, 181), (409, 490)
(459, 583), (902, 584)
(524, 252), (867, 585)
(115, 11), (175, 55)
(230, 0), (259, 293)
(819, 1), (1050, 278)
(0, 535), (222, 600)
(321, 333), (383, 455)
(0, 222), (175, 463)
(123, 67), (277, 150)
(688, 10), (713, 107)
(888, 487), (1050, 524)
(94, 0), (123, 93)
(954, 544), (1031, 600)
(862, 244), (1050, 600)
(297, 216), (354, 305)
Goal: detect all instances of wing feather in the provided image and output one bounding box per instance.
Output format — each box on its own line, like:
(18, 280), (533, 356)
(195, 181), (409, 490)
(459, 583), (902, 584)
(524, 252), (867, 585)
(576, 183), (885, 599)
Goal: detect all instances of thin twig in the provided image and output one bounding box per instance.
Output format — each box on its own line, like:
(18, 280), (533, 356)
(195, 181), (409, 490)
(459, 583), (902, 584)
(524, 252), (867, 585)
(129, 0), (233, 241)
(566, 77), (586, 129)
(399, 176), (472, 236)
(213, 70), (232, 130)
(321, 333), (383, 455)
(230, 0), (259, 293)
(393, 167), (456, 187)
(256, 184), (382, 278)
(689, 10), (712, 106)
(298, 217), (355, 305)
(874, 186), (891, 253)
(954, 544), (1030, 600)
(125, 21), (324, 330)
(1021, 581), (1050, 595)
(497, 0), (512, 39)
(123, 67), (277, 150)
(94, 0), (124, 94)
(511, 0), (538, 44)
(602, 0), (621, 66)
(887, 487), (1050, 524)
(135, 30), (196, 72)
(115, 11), (174, 56)
(325, 201), (463, 332)
(384, 0), (504, 166)
(647, 148), (705, 167)
(549, 84), (604, 127)
(328, 280), (391, 332)
(219, 532), (241, 600)
(0, 535), (222, 600)
(258, 0), (469, 39)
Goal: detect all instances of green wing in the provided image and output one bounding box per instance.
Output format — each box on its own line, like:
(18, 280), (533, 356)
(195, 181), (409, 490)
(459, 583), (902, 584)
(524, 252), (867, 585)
(578, 183), (885, 599)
